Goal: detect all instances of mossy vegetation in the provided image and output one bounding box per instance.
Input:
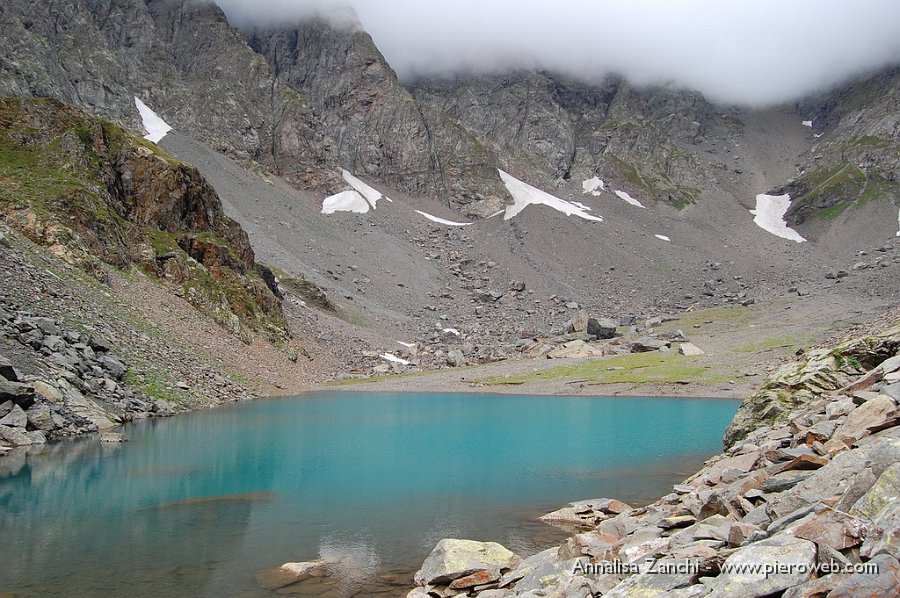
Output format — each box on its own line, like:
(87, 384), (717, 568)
(477, 351), (725, 386)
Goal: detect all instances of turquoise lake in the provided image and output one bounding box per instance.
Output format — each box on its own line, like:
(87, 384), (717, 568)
(0, 392), (739, 597)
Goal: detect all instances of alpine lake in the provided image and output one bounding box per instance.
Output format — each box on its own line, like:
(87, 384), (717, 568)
(0, 391), (739, 597)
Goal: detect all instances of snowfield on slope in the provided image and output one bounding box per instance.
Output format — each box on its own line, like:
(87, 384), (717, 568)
(322, 170), (391, 214)
(614, 190), (647, 209)
(134, 97), (172, 143)
(499, 170), (602, 222)
(750, 194), (806, 243)
(415, 210), (472, 226)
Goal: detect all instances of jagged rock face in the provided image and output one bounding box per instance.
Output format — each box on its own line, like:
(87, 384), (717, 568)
(245, 19), (505, 209)
(413, 73), (729, 207)
(0, 0), (338, 189)
(784, 68), (900, 228)
(0, 96), (285, 340)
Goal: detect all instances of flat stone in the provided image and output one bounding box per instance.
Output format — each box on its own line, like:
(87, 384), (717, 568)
(602, 559), (695, 598)
(762, 470), (815, 493)
(659, 515), (698, 530)
(827, 553), (900, 598)
(781, 574), (847, 598)
(448, 568), (500, 589)
(728, 522), (761, 548)
(706, 534), (816, 598)
(833, 395), (896, 446)
(99, 432), (127, 443)
(850, 462), (900, 520)
(766, 446), (869, 520)
(787, 508), (867, 550)
(254, 560), (327, 590)
(0, 401), (12, 419)
(775, 453), (830, 473)
(414, 539), (519, 586)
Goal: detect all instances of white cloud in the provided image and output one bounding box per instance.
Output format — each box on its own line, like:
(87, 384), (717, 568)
(214, 0), (900, 106)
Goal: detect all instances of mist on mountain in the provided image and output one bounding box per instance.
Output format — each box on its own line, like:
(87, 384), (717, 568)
(213, 0), (900, 106)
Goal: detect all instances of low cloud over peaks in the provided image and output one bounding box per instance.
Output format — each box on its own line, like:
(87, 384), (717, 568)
(214, 0), (900, 106)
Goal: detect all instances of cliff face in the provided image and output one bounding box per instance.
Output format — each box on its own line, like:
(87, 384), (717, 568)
(0, 0), (338, 189)
(244, 19), (506, 212)
(0, 96), (284, 341)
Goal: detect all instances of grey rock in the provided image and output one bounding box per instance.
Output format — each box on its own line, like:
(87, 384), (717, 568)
(587, 318), (616, 339)
(827, 553), (900, 598)
(861, 500), (900, 560)
(0, 404), (28, 428)
(850, 462), (900, 520)
(0, 379), (36, 408)
(0, 400), (13, 419)
(414, 539), (519, 586)
(707, 534), (816, 598)
(446, 349), (465, 368)
(0, 355), (20, 381)
(26, 403), (56, 432)
(97, 355), (127, 380)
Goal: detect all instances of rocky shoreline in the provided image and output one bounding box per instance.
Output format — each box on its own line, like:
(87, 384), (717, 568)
(403, 324), (900, 597)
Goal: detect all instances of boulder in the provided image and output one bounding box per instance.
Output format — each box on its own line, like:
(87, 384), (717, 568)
(587, 318), (617, 339)
(678, 342), (705, 356)
(0, 355), (20, 381)
(568, 310), (590, 334)
(707, 534), (816, 597)
(99, 432), (127, 443)
(833, 395), (896, 446)
(254, 560), (327, 590)
(97, 355), (127, 380)
(0, 379), (35, 409)
(446, 349), (465, 368)
(0, 403), (27, 428)
(786, 508), (867, 550)
(860, 499), (900, 560)
(827, 554), (900, 598)
(850, 462), (900, 520)
(414, 539), (519, 586)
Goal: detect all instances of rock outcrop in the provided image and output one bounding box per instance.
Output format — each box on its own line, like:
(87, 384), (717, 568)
(0, 96), (285, 341)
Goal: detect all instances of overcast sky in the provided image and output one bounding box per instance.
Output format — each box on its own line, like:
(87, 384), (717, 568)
(213, 0), (900, 106)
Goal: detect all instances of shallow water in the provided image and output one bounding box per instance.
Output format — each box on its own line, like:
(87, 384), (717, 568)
(0, 391), (738, 597)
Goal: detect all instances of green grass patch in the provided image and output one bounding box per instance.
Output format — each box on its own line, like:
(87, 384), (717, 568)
(477, 351), (724, 386)
(123, 368), (191, 407)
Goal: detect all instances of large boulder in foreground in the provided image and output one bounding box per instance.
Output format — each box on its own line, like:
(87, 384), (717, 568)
(414, 539), (520, 586)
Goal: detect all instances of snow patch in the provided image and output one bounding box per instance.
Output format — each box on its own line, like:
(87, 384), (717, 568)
(570, 201), (592, 212)
(322, 170), (391, 214)
(380, 353), (410, 366)
(486, 209), (506, 219)
(582, 177), (605, 196)
(134, 97), (172, 143)
(442, 328), (460, 336)
(896, 209), (900, 237)
(499, 170), (602, 222)
(396, 341), (416, 349)
(322, 190), (369, 214)
(415, 210), (472, 226)
(750, 194), (806, 243)
(813, 133), (824, 139)
(614, 190), (647, 209)
(802, 120), (813, 128)
(655, 234), (671, 242)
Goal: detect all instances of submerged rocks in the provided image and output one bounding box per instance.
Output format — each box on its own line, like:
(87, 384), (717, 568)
(255, 560), (328, 590)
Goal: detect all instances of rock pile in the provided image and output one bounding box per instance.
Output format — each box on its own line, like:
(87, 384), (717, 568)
(0, 304), (173, 450)
(408, 325), (900, 597)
